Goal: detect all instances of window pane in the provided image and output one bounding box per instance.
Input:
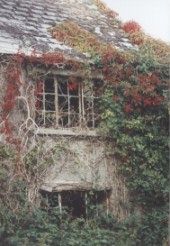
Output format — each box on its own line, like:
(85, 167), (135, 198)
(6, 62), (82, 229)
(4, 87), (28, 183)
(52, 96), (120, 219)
(68, 81), (79, 96)
(59, 114), (69, 128)
(83, 97), (101, 128)
(69, 114), (79, 127)
(84, 97), (93, 114)
(45, 112), (56, 127)
(45, 77), (54, 93)
(58, 77), (68, 95)
(83, 83), (93, 97)
(45, 94), (55, 111)
(70, 97), (79, 114)
(84, 114), (93, 128)
(59, 96), (68, 113)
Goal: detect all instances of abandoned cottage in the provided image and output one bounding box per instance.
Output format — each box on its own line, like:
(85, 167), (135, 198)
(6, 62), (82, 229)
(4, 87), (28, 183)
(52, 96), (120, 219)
(0, 0), (138, 219)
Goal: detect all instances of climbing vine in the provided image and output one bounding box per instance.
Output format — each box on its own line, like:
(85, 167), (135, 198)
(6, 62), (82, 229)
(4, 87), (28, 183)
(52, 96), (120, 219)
(0, 13), (169, 245)
(51, 20), (169, 245)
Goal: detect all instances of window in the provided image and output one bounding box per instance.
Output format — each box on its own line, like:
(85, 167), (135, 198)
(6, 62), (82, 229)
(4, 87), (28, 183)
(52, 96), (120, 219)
(40, 190), (110, 218)
(35, 76), (102, 129)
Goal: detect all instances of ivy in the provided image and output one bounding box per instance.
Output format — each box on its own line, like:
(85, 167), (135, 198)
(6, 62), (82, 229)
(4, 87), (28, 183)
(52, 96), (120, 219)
(0, 14), (169, 245)
(98, 44), (169, 244)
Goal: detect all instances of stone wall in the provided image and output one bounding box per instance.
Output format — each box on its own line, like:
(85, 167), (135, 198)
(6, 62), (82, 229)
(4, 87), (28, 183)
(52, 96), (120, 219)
(38, 135), (129, 219)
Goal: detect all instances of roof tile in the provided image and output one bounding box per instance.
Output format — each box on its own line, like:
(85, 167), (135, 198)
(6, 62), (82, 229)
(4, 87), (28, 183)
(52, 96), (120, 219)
(0, 0), (135, 57)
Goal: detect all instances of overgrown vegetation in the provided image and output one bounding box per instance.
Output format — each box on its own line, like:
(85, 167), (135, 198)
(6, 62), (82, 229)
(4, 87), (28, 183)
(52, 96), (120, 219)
(99, 69), (169, 245)
(0, 4), (169, 245)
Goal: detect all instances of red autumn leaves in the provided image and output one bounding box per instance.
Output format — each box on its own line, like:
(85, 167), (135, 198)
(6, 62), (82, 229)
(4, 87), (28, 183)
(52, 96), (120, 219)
(2, 66), (21, 116)
(1, 64), (22, 146)
(68, 82), (78, 91)
(122, 21), (144, 45)
(122, 21), (141, 34)
(35, 81), (43, 109)
(112, 73), (164, 114)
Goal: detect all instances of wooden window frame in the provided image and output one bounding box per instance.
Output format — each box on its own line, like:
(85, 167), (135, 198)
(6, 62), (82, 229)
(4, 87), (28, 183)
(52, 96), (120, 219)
(35, 75), (100, 130)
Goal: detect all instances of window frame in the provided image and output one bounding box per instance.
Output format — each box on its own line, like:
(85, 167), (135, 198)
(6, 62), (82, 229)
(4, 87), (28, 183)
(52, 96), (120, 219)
(35, 75), (100, 133)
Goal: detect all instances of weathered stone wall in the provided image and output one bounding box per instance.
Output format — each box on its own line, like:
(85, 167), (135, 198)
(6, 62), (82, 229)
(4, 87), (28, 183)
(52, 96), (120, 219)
(40, 136), (112, 191)
(37, 135), (129, 219)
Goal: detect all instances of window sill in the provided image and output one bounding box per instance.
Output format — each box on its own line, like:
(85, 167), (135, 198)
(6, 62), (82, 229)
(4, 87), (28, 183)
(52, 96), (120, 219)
(40, 181), (111, 192)
(36, 127), (100, 137)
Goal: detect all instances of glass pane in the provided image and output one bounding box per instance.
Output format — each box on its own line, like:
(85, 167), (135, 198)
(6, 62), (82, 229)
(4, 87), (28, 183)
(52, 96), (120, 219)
(70, 97), (79, 114)
(45, 94), (55, 111)
(85, 114), (94, 128)
(59, 114), (69, 128)
(45, 77), (54, 93)
(69, 114), (79, 127)
(84, 97), (93, 115)
(68, 81), (79, 96)
(90, 117), (100, 128)
(45, 112), (56, 127)
(59, 96), (68, 113)
(58, 77), (68, 95)
(83, 83), (93, 97)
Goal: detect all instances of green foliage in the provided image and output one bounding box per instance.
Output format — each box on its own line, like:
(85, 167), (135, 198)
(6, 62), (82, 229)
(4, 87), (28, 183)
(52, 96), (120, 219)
(0, 23), (169, 245)
(0, 144), (15, 159)
(98, 50), (169, 245)
(1, 201), (168, 246)
(0, 203), (118, 246)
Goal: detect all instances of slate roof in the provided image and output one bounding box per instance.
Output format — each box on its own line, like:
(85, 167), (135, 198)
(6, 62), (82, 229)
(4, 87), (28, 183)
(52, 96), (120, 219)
(0, 0), (135, 59)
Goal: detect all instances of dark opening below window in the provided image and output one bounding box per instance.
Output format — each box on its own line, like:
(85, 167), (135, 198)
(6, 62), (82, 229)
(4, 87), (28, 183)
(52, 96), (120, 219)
(40, 190), (110, 218)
